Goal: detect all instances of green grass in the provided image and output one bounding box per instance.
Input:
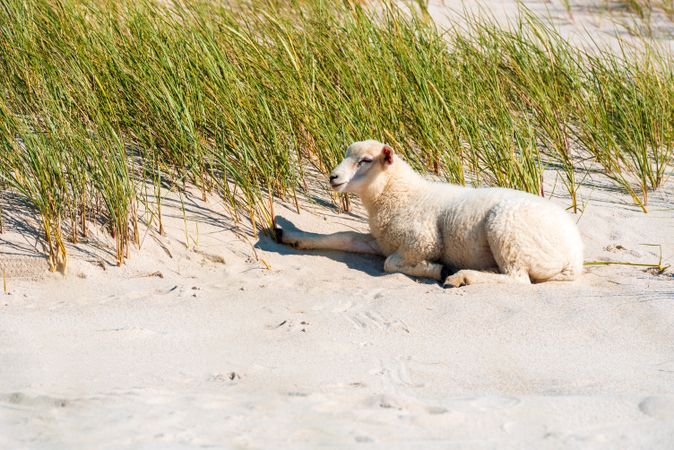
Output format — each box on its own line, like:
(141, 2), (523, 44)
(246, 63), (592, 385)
(0, 0), (672, 271)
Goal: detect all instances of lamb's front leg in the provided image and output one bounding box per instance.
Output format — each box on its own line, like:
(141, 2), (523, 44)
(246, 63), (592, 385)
(444, 269), (531, 287)
(276, 228), (382, 256)
(384, 252), (456, 282)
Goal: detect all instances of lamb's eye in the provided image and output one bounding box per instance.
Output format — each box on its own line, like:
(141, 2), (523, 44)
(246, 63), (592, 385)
(358, 158), (372, 167)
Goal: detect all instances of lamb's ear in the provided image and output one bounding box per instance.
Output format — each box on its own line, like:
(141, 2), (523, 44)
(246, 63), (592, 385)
(382, 145), (394, 165)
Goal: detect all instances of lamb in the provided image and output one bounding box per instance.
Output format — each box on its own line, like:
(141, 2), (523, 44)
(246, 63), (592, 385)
(276, 140), (583, 287)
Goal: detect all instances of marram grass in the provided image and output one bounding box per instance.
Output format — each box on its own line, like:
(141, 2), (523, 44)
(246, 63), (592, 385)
(0, 0), (672, 271)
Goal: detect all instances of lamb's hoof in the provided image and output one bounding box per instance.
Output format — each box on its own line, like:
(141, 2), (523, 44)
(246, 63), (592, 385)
(274, 227), (299, 248)
(274, 227), (284, 244)
(440, 264), (459, 287)
(444, 272), (468, 288)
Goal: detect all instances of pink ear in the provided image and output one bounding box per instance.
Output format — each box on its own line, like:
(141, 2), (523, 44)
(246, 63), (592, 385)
(383, 145), (394, 165)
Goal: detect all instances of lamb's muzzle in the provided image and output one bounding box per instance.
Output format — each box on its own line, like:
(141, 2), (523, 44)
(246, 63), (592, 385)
(278, 140), (584, 287)
(329, 173), (344, 189)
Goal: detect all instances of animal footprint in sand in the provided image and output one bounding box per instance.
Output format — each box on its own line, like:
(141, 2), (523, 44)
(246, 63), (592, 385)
(344, 310), (409, 334)
(382, 355), (425, 388)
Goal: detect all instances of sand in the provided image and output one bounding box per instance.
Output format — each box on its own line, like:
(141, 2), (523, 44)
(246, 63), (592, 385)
(1, 1), (674, 449)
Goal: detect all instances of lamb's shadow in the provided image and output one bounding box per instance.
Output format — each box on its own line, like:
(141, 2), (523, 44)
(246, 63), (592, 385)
(256, 216), (388, 279)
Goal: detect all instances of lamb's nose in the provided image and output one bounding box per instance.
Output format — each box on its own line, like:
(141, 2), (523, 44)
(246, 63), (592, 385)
(329, 174), (339, 181)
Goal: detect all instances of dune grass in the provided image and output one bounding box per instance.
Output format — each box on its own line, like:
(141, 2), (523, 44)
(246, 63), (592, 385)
(0, 0), (672, 271)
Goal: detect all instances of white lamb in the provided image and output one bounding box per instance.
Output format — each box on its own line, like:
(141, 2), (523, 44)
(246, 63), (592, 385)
(277, 140), (583, 287)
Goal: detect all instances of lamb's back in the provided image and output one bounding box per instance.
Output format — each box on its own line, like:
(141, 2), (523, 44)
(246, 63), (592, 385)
(435, 186), (560, 269)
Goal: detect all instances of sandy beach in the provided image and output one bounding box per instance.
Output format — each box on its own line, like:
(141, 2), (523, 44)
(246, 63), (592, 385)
(1, 1), (674, 449)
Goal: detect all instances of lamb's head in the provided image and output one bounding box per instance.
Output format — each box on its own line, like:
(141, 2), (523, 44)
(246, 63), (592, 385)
(329, 140), (395, 195)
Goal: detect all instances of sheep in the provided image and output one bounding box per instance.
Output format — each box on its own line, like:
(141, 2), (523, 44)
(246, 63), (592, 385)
(276, 140), (584, 287)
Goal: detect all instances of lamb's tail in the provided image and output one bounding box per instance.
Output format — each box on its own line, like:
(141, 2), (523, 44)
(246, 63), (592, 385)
(547, 265), (579, 281)
(547, 244), (584, 281)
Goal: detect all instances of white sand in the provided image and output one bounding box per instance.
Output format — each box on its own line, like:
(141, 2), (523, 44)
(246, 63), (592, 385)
(1, 2), (674, 449)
